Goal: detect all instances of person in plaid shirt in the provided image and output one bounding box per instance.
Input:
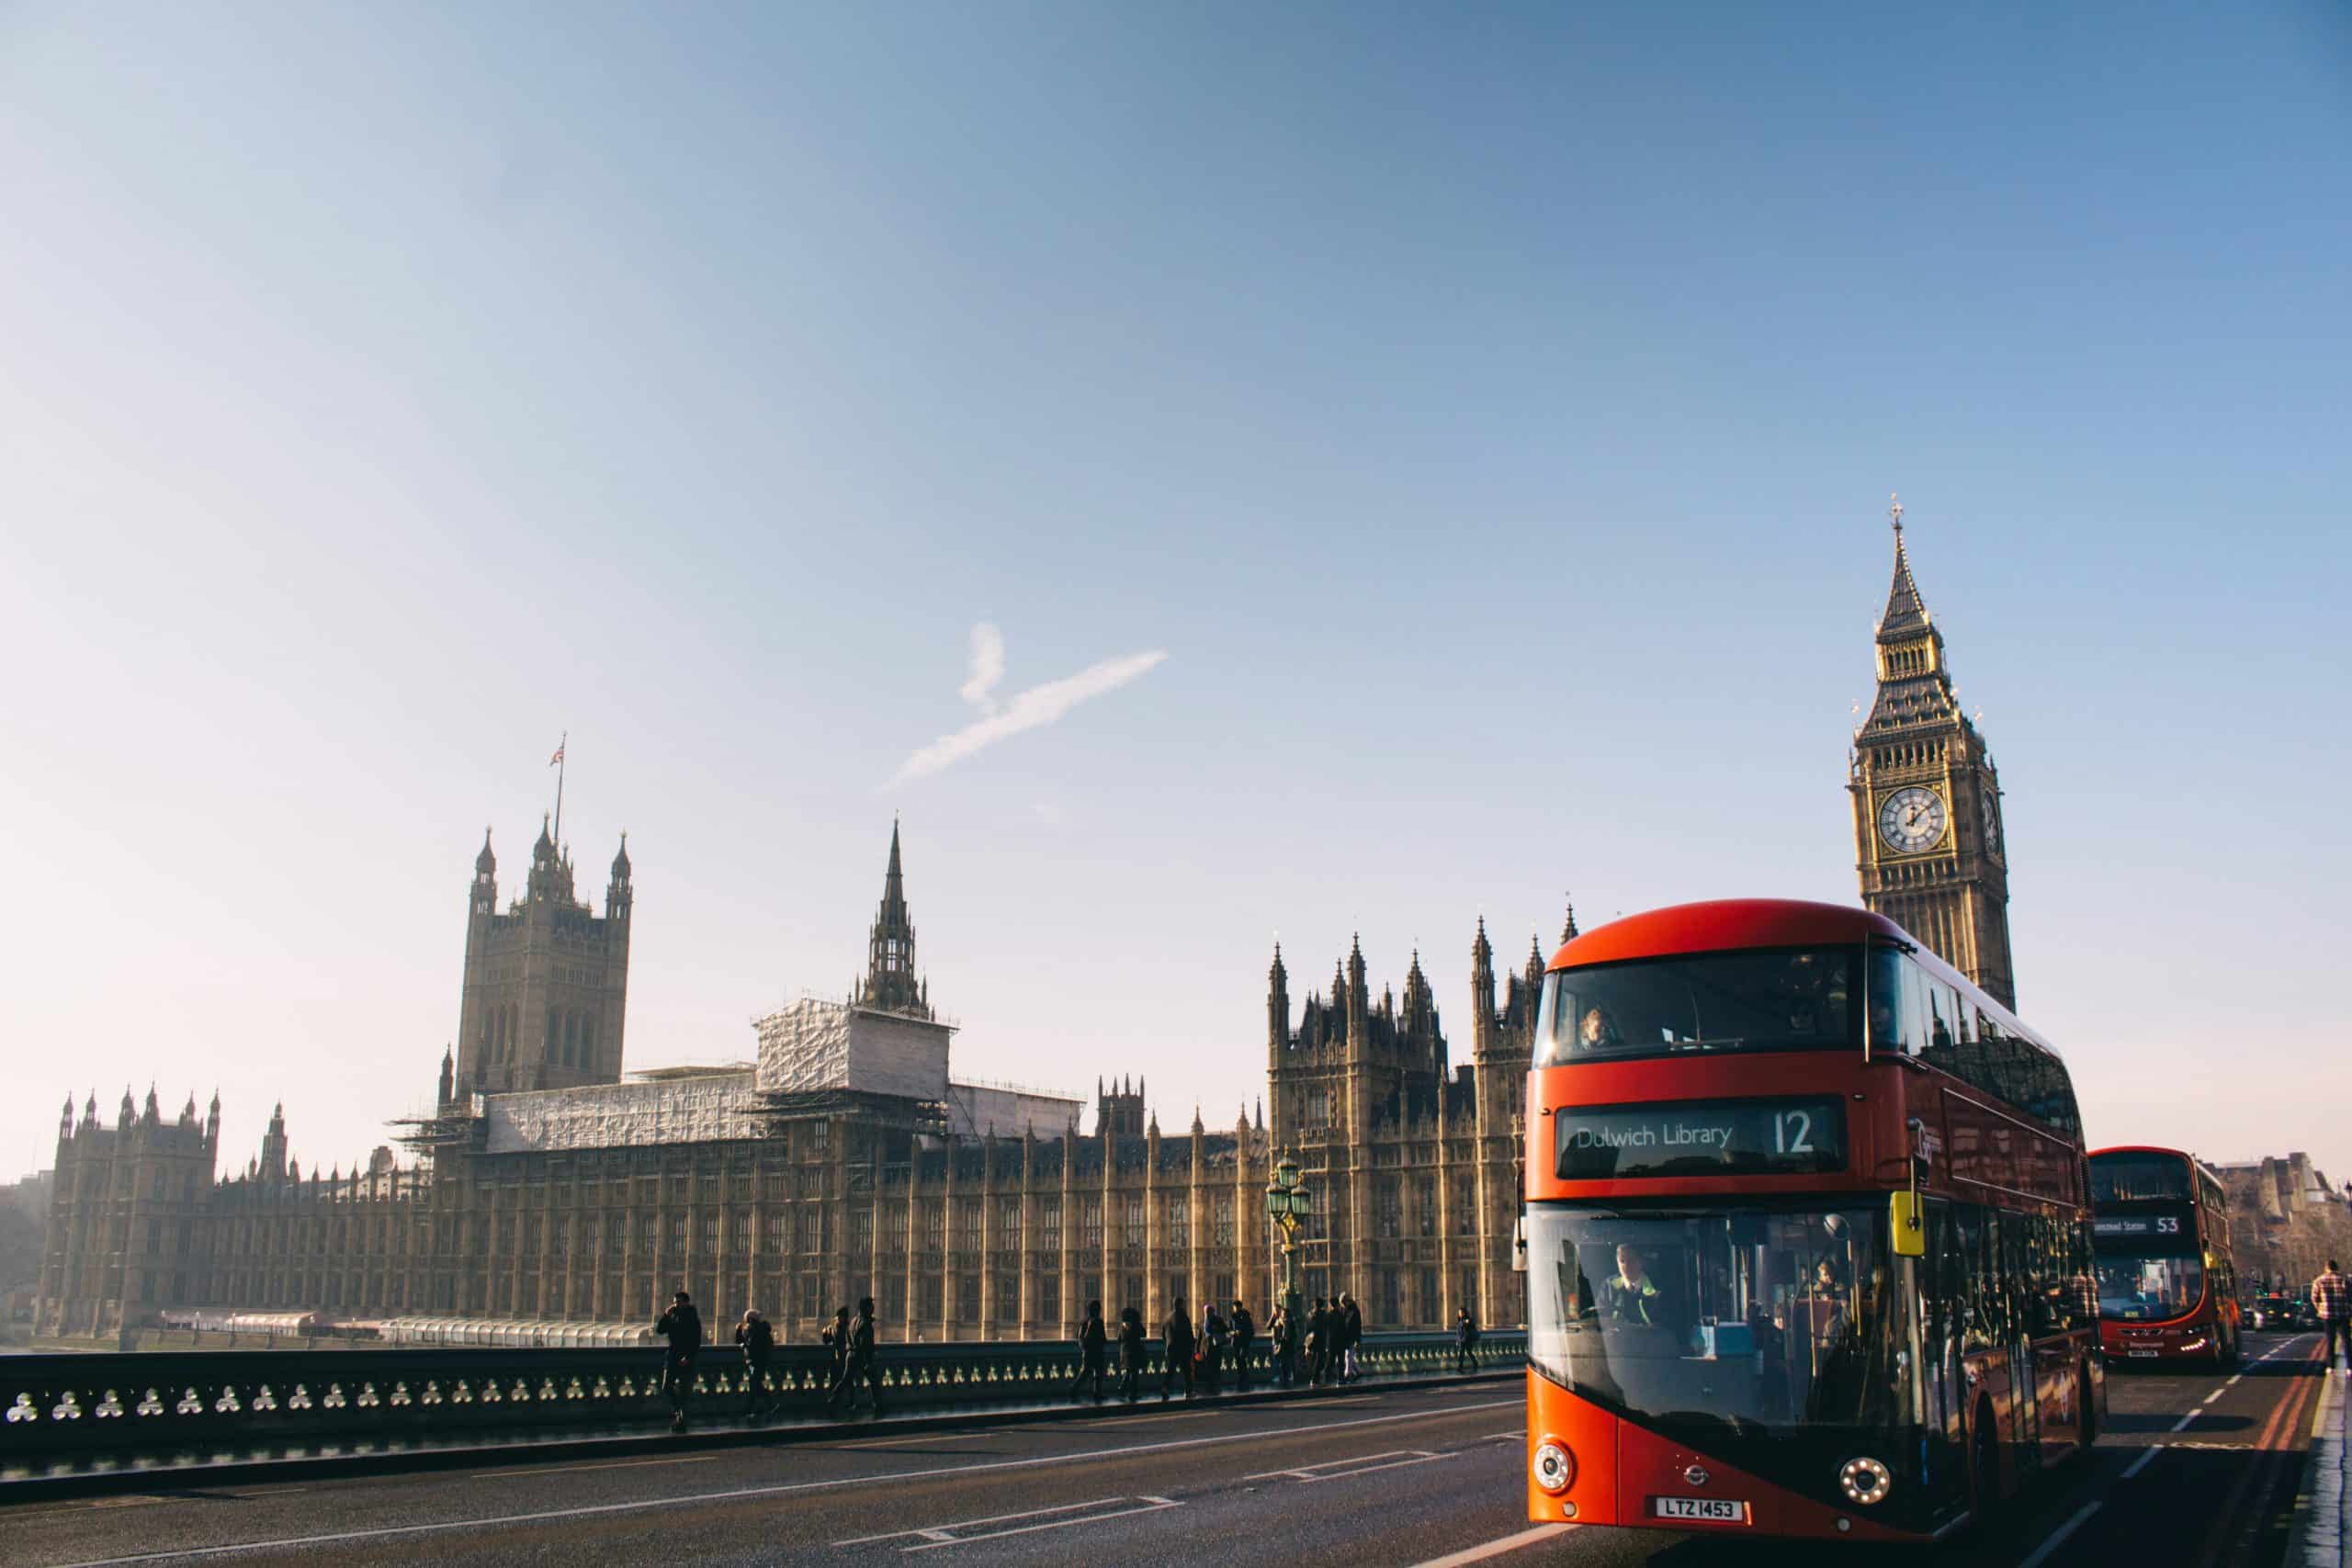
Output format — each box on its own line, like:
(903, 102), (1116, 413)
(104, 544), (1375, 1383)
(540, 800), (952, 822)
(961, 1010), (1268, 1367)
(2314, 1261), (2351, 1371)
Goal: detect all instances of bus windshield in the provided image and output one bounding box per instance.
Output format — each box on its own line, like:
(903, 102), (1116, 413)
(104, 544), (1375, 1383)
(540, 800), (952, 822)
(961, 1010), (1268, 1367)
(1534, 947), (1856, 1066)
(1526, 1201), (1909, 1443)
(2098, 1254), (2205, 1321)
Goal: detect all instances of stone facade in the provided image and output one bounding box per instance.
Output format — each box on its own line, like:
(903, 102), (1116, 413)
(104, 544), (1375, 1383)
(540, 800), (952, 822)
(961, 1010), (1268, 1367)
(2221, 1153), (2352, 1294)
(1849, 502), (2018, 1008)
(36, 829), (1537, 1343)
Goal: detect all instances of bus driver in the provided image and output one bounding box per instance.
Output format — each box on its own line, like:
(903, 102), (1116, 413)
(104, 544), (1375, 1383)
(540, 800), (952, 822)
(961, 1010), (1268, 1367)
(1606, 1245), (1662, 1327)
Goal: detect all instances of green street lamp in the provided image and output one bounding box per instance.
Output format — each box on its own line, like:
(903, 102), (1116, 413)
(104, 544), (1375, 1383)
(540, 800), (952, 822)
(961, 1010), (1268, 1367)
(1265, 1150), (1311, 1314)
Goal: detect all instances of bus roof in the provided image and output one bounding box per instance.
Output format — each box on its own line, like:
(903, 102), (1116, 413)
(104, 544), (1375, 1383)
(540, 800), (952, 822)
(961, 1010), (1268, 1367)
(1548, 898), (1908, 972)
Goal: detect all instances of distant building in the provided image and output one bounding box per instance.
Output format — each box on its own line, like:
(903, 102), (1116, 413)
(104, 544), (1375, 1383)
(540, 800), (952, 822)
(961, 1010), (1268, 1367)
(1849, 500), (2018, 1008)
(37, 827), (1531, 1343)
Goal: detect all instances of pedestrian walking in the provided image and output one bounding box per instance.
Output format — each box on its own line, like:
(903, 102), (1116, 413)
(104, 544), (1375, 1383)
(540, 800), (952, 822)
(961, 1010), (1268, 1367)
(826, 1295), (885, 1418)
(1305, 1296), (1330, 1385)
(1453, 1305), (1479, 1373)
(1270, 1303), (1296, 1387)
(822, 1304), (853, 1392)
(1162, 1297), (1197, 1402)
(654, 1289), (703, 1433)
(1340, 1293), (1363, 1382)
(1117, 1305), (1148, 1404)
(1200, 1303), (1228, 1393)
(1071, 1299), (1110, 1401)
(1230, 1300), (1257, 1391)
(734, 1307), (776, 1418)
(2317, 1260), (2352, 1371)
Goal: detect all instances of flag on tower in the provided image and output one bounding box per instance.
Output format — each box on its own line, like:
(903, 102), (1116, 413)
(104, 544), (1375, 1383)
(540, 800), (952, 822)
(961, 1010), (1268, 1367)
(549, 741), (565, 767)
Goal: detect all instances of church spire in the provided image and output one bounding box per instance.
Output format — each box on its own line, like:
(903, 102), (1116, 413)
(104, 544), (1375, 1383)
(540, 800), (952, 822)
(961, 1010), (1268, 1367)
(857, 819), (930, 1018)
(1876, 493), (1933, 640)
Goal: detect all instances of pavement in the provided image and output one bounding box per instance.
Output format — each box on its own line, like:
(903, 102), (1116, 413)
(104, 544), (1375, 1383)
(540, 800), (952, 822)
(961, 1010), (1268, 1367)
(0, 1331), (2332, 1567)
(2290, 1345), (2349, 1568)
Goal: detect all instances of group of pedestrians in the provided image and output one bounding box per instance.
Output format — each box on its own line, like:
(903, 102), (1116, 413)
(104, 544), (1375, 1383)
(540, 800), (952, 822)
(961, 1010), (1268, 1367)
(651, 1281), (1484, 1434)
(651, 1289), (884, 1433)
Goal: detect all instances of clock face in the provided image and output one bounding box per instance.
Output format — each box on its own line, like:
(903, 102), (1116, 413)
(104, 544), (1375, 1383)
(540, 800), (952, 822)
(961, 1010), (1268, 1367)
(1878, 785), (1948, 854)
(1981, 787), (2003, 856)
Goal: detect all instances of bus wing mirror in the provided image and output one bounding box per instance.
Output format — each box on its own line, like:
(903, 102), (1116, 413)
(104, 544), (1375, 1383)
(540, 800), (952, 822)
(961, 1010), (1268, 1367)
(1889, 1190), (1926, 1258)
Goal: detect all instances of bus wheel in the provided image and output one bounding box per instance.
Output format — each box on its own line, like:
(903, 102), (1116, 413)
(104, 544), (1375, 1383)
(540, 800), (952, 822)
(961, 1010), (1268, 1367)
(1968, 1403), (2003, 1530)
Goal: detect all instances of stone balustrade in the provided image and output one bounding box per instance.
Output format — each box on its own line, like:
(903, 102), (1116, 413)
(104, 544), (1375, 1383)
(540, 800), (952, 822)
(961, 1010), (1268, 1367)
(0, 1330), (1524, 1463)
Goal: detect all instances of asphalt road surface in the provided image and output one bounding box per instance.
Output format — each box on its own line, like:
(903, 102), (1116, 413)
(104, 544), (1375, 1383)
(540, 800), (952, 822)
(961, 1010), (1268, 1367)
(2, 1332), (2327, 1567)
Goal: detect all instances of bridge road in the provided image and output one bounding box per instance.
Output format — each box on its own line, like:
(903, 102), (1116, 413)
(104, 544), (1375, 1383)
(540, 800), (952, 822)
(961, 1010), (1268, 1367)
(1, 1333), (2325, 1568)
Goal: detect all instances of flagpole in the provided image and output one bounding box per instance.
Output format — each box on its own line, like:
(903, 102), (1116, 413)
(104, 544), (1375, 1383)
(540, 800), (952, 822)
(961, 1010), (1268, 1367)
(552, 730), (567, 851)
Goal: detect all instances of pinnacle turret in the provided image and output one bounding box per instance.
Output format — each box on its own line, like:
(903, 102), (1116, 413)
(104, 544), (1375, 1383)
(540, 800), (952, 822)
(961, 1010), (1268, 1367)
(857, 820), (930, 1018)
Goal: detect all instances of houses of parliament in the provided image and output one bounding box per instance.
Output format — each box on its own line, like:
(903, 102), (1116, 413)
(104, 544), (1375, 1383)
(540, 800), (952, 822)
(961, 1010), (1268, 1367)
(34, 515), (2016, 1345)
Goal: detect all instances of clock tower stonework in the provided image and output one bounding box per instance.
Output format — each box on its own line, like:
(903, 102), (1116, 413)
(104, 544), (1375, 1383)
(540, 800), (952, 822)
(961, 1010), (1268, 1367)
(1849, 501), (2017, 1009)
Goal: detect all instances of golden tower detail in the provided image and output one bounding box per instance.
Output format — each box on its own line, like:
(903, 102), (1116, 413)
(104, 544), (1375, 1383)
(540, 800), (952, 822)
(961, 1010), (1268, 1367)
(1849, 497), (2017, 1009)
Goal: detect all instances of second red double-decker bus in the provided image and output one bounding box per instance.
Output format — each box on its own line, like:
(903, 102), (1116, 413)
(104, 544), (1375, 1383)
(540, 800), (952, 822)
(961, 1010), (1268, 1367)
(2090, 1146), (2241, 1366)
(1523, 899), (2101, 1542)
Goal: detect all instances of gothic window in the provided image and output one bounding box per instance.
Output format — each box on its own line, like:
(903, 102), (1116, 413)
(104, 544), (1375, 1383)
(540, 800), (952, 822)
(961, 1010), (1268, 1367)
(1041, 1199), (1061, 1250)
(1166, 1195), (1189, 1240)
(850, 1209), (873, 1255)
(958, 1277), (980, 1323)
(1212, 1194), (1233, 1247)
(797, 1168), (822, 1199)
(699, 1214), (718, 1252)
(957, 1201), (982, 1252)
(1080, 1199), (1102, 1247)
(1417, 1178), (1437, 1238)
(995, 1273), (1018, 1321)
(1124, 1196), (1145, 1236)
(924, 1203), (945, 1253)
(1000, 1199), (1020, 1239)
(1307, 1088), (1330, 1125)
(798, 1210), (821, 1252)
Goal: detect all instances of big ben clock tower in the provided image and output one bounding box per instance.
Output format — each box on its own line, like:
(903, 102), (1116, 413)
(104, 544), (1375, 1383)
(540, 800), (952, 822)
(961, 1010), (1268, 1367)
(1849, 497), (2018, 1008)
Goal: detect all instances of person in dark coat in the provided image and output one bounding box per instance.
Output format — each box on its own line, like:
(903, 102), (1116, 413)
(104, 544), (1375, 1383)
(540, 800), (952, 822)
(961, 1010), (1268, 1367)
(1229, 1300), (1257, 1392)
(1270, 1303), (1297, 1387)
(1117, 1306), (1148, 1404)
(1306, 1296), (1330, 1385)
(1453, 1306), (1479, 1373)
(826, 1296), (884, 1418)
(1340, 1293), (1364, 1382)
(734, 1308), (776, 1418)
(1199, 1304), (1228, 1393)
(654, 1290), (703, 1432)
(1071, 1299), (1109, 1402)
(1161, 1297), (1196, 1402)
(822, 1305), (853, 1390)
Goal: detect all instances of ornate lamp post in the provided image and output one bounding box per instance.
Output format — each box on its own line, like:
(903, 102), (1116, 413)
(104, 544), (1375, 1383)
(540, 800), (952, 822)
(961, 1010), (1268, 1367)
(1265, 1151), (1311, 1316)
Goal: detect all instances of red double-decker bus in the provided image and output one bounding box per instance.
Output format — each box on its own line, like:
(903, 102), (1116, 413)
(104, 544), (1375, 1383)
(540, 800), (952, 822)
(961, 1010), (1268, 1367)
(2090, 1146), (2240, 1366)
(1522, 899), (2101, 1542)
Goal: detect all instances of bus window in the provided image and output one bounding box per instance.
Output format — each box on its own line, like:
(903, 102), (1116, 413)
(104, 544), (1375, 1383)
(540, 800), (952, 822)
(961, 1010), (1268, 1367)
(1535, 947), (1857, 1066)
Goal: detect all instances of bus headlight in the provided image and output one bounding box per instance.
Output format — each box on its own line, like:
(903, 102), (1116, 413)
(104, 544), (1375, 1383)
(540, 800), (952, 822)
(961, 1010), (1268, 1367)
(1532, 1439), (1575, 1494)
(1838, 1456), (1892, 1506)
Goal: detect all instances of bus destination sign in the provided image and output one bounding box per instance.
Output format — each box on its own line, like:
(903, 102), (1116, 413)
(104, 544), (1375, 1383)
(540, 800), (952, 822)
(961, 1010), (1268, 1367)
(1555, 1099), (1848, 1180)
(2092, 1210), (2191, 1241)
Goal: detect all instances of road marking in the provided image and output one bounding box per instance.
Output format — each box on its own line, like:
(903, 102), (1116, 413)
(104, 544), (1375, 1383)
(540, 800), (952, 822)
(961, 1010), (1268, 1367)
(477, 1454), (716, 1478)
(1483, 1428), (1525, 1440)
(2017, 1501), (2101, 1568)
(837, 1496), (1136, 1544)
(1076, 1408), (1228, 1427)
(904, 1496), (1181, 1552)
(42, 1396), (1521, 1568)
(1244, 1448), (1450, 1483)
(835, 1430), (997, 1450)
(2201, 1389), (2225, 1405)
(1408, 1523), (1577, 1567)
(2121, 1446), (2161, 1480)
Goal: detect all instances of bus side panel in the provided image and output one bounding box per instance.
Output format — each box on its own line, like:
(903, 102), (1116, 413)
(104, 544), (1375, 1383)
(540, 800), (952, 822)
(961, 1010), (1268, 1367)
(1527, 1372), (1619, 1525)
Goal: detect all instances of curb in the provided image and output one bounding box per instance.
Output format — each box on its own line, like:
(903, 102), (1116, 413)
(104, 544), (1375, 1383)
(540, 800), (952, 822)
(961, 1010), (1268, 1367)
(2289, 1369), (2347, 1568)
(0, 1367), (1522, 1505)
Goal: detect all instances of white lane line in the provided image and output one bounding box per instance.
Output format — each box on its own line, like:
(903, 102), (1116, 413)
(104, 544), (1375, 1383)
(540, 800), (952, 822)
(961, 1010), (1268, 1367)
(2121, 1447), (2161, 1480)
(1483, 1428), (1525, 1440)
(1408, 1523), (1578, 1567)
(836, 1496), (1127, 1545)
(477, 1454), (716, 1478)
(835, 1430), (997, 1450)
(2017, 1500), (2102, 1568)
(2202, 1389), (2225, 1405)
(903, 1496), (1181, 1552)
(1244, 1449), (1452, 1483)
(44, 1396), (1521, 1568)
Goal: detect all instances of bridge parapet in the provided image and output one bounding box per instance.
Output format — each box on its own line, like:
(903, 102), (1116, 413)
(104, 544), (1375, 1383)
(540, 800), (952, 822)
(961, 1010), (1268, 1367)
(1, 1330), (1525, 1462)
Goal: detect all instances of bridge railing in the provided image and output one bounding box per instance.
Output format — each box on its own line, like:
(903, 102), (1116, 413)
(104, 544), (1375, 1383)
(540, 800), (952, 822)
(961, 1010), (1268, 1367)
(0, 1330), (1526, 1460)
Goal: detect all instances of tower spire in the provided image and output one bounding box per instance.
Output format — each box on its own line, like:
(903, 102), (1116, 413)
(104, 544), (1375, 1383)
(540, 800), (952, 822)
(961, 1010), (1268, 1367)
(858, 819), (929, 1018)
(1877, 494), (1931, 638)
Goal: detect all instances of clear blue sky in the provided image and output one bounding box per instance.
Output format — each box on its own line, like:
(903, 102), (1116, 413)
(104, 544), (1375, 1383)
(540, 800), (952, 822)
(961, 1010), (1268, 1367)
(4, 3), (2346, 1187)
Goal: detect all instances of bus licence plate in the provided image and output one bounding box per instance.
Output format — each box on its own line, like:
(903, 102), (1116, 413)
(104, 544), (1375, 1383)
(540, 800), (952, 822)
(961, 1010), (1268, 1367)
(2128, 1349), (2159, 1359)
(1655, 1496), (1747, 1522)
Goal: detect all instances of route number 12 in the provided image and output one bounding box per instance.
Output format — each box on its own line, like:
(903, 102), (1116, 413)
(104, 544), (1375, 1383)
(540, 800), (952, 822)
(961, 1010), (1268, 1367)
(1773, 1111), (1815, 1156)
